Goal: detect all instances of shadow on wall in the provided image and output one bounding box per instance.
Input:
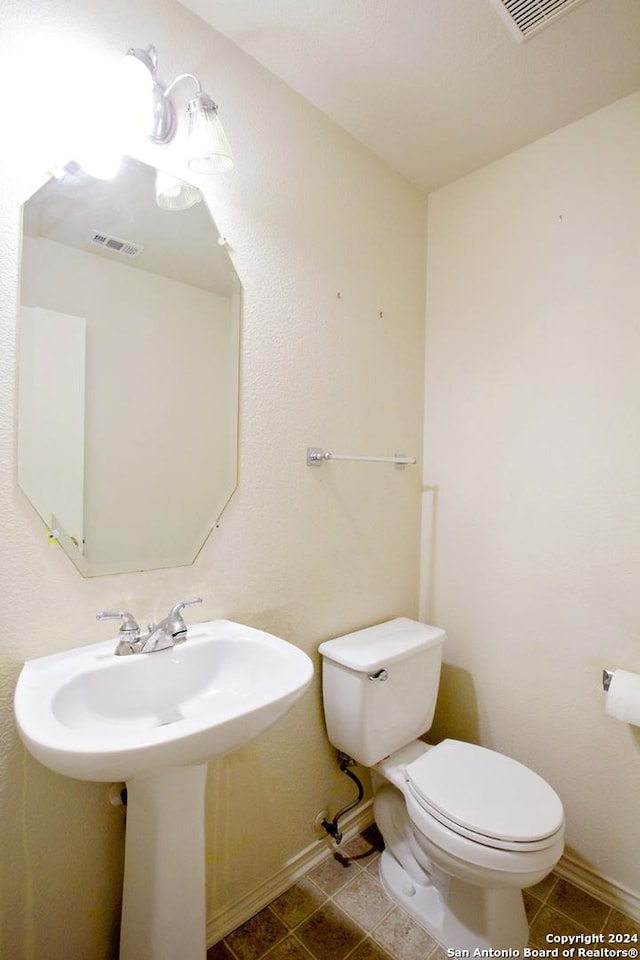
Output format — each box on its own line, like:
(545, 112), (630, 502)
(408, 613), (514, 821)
(3, 739), (124, 960)
(426, 663), (480, 746)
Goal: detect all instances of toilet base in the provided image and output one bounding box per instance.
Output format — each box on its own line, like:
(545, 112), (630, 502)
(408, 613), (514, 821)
(378, 850), (529, 951)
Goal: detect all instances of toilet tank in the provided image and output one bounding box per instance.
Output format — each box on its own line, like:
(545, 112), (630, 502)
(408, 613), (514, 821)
(319, 618), (445, 767)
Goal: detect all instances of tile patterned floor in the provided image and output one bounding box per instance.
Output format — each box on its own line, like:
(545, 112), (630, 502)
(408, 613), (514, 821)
(208, 825), (639, 960)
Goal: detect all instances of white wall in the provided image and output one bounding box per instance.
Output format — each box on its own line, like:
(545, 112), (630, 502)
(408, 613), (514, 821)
(0, 1), (426, 957)
(422, 91), (640, 908)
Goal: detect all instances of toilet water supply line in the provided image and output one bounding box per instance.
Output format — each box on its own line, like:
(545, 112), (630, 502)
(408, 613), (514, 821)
(321, 753), (365, 844)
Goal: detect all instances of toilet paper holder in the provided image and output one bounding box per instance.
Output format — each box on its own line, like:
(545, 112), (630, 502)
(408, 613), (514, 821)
(602, 669), (614, 692)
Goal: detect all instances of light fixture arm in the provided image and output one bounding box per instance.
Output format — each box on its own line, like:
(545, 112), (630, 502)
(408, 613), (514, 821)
(164, 73), (206, 100)
(125, 43), (233, 172)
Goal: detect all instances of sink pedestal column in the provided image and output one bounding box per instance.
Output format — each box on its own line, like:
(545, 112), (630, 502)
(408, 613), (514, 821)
(120, 764), (208, 960)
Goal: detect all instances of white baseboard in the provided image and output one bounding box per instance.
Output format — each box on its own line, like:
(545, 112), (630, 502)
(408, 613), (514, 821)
(207, 807), (640, 946)
(555, 853), (640, 923)
(206, 800), (375, 947)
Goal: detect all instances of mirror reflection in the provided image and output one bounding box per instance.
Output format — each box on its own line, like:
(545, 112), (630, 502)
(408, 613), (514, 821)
(18, 156), (240, 576)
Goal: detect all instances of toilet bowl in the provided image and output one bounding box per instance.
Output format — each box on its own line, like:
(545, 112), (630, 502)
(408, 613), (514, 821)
(374, 738), (564, 948)
(319, 618), (565, 950)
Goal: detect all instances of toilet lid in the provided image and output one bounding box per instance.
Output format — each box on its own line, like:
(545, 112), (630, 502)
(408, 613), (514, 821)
(405, 740), (564, 845)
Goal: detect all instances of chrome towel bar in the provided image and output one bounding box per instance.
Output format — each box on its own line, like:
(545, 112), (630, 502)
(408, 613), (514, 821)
(307, 447), (416, 468)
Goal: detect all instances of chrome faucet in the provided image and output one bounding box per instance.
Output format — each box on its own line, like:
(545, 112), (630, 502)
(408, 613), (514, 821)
(141, 598), (202, 653)
(97, 598), (202, 656)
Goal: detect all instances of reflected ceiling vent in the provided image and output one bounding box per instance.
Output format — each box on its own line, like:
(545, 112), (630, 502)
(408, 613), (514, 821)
(489, 0), (588, 41)
(88, 231), (144, 259)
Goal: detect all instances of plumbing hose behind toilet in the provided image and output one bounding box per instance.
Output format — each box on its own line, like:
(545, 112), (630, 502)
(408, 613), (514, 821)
(321, 753), (364, 844)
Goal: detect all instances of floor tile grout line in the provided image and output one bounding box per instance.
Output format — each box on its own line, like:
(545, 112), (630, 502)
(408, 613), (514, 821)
(219, 938), (242, 960)
(269, 888), (373, 958)
(297, 876), (406, 960)
(340, 930), (374, 960)
(261, 929), (315, 960)
(360, 857), (454, 955)
(527, 874), (626, 938)
(331, 882), (397, 934)
(541, 874), (621, 932)
(527, 893), (545, 926)
(542, 901), (613, 937)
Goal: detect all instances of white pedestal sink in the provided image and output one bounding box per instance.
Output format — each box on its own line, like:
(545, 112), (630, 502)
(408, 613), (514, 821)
(14, 619), (314, 960)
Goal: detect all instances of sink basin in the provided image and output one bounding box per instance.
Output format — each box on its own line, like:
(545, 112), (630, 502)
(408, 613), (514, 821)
(14, 619), (314, 782)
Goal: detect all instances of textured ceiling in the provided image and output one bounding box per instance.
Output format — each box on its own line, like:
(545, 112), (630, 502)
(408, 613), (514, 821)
(176, 0), (640, 194)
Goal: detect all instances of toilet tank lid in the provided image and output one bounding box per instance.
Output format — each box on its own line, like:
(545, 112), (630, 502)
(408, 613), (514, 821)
(319, 617), (445, 672)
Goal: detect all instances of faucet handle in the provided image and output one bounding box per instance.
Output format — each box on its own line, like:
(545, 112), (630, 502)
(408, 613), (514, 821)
(165, 598), (202, 643)
(96, 610), (140, 636)
(168, 598), (202, 619)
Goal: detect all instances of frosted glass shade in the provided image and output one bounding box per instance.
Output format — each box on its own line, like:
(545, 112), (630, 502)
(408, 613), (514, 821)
(155, 171), (202, 210)
(187, 96), (234, 174)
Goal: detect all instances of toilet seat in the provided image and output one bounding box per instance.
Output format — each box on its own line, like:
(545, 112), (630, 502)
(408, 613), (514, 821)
(405, 740), (564, 852)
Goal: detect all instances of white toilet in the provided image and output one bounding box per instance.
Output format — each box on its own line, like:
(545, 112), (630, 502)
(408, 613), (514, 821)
(319, 617), (564, 951)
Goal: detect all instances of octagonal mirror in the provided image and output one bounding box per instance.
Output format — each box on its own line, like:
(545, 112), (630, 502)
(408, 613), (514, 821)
(17, 156), (240, 576)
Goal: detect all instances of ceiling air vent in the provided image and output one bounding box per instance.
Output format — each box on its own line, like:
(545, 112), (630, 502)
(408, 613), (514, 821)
(88, 231), (144, 259)
(489, 0), (588, 41)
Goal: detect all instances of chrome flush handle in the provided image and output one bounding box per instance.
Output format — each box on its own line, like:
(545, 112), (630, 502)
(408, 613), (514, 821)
(368, 669), (389, 681)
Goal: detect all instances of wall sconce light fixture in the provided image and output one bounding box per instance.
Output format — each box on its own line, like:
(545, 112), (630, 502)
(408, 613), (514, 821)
(124, 45), (234, 174)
